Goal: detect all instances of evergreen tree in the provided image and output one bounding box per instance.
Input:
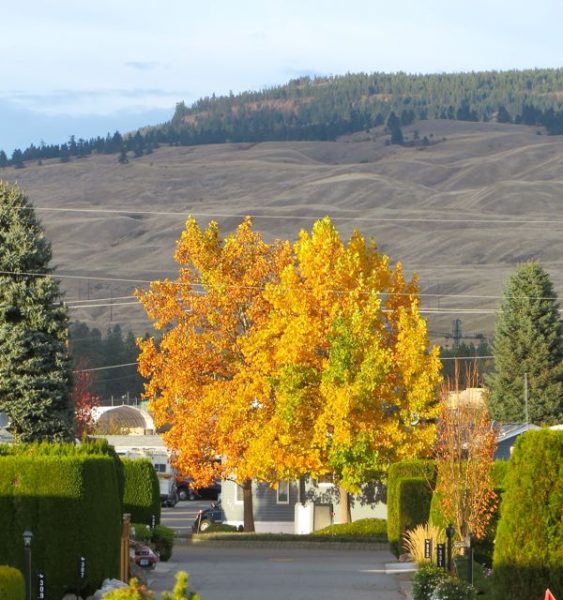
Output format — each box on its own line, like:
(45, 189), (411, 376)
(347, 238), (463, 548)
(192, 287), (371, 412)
(486, 262), (563, 425)
(0, 182), (74, 441)
(0, 150), (7, 168)
(387, 111), (404, 145)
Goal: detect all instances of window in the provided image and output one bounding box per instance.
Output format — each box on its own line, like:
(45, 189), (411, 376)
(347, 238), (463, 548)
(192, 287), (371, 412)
(277, 480), (289, 504)
(235, 483), (244, 504)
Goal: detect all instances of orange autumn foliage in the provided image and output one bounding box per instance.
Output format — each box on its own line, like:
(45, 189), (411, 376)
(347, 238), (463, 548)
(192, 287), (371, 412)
(434, 367), (498, 542)
(136, 217), (291, 487)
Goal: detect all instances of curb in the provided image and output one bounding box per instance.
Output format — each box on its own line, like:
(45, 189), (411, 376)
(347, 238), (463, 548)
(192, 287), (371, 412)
(180, 538), (390, 551)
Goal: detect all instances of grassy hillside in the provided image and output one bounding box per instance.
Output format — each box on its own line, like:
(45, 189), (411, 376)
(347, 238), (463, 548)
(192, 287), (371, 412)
(2, 118), (562, 347)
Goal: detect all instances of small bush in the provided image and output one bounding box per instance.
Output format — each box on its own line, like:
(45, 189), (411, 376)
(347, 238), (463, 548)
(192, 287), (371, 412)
(102, 572), (199, 600)
(313, 518), (387, 539)
(0, 565), (24, 600)
(199, 523), (239, 533)
(403, 523), (446, 564)
(430, 577), (477, 600)
(152, 525), (175, 562)
(412, 564), (448, 600)
(122, 459), (161, 526)
(131, 523), (152, 542)
(387, 460), (436, 556)
(493, 430), (563, 600)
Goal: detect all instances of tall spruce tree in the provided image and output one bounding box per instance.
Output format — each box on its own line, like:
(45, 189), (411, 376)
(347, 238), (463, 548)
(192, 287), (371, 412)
(0, 181), (73, 441)
(486, 262), (563, 425)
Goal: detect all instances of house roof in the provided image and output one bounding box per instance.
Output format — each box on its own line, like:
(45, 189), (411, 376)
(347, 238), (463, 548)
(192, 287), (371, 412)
(92, 434), (167, 455)
(496, 422), (541, 441)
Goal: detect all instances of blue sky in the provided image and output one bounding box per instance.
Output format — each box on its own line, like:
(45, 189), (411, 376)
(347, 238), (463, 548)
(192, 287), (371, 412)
(2, 0), (562, 153)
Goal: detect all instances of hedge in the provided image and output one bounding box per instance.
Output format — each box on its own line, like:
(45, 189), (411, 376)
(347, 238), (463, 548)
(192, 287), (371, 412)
(386, 459), (436, 555)
(0, 444), (122, 599)
(0, 565), (24, 600)
(122, 458), (161, 525)
(152, 525), (175, 562)
(313, 518), (388, 539)
(399, 478), (433, 538)
(493, 430), (562, 600)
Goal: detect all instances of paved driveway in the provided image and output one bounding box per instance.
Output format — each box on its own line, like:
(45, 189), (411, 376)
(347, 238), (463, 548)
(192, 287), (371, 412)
(147, 544), (407, 600)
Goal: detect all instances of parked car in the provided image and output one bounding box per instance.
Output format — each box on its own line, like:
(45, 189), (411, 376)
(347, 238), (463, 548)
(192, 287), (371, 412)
(177, 477), (221, 501)
(132, 544), (159, 569)
(159, 476), (179, 507)
(192, 501), (224, 533)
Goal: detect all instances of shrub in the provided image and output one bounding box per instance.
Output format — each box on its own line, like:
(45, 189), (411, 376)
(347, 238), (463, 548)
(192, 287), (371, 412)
(313, 518), (387, 539)
(430, 577), (477, 600)
(412, 564), (448, 600)
(473, 460), (509, 567)
(387, 460), (436, 555)
(152, 525), (175, 562)
(199, 522), (239, 533)
(0, 448), (121, 599)
(131, 523), (152, 542)
(403, 523), (446, 564)
(102, 572), (199, 600)
(0, 565), (24, 600)
(399, 478), (433, 537)
(122, 458), (161, 526)
(493, 430), (563, 600)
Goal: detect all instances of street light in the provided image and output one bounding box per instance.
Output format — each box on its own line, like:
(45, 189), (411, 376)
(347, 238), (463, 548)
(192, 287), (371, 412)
(23, 530), (33, 600)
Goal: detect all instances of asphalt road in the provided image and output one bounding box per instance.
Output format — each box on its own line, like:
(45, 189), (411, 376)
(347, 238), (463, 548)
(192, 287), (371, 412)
(147, 544), (406, 600)
(161, 499), (212, 535)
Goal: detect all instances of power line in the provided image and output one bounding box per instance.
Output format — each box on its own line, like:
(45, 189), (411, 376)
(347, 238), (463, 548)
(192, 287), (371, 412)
(1, 269), (561, 302)
(28, 205), (563, 226)
(73, 362), (138, 373)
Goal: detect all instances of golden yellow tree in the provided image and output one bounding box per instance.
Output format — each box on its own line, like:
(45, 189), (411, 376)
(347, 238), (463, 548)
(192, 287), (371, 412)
(242, 218), (441, 521)
(136, 217), (290, 531)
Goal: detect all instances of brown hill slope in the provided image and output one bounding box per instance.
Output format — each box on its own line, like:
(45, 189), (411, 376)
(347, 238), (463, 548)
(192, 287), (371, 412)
(2, 119), (562, 344)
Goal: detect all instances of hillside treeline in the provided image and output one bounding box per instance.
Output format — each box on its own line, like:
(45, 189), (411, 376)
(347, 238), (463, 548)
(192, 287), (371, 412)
(3, 68), (563, 167)
(70, 322), (144, 403)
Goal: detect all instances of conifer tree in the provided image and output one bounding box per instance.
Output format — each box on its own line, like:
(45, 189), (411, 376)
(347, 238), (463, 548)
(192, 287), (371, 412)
(0, 181), (74, 441)
(486, 262), (563, 425)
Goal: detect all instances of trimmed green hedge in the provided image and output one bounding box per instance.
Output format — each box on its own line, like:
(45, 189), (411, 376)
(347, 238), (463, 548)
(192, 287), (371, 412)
(0, 565), (24, 600)
(493, 430), (562, 600)
(313, 518), (387, 539)
(122, 458), (161, 526)
(399, 478), (433, 536)
(152, 525), (175, 562)
(0, 443), (122, 599)
(387, 459), (436, 555)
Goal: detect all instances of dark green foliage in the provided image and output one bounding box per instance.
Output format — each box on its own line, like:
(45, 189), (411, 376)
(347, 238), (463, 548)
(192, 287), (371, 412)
(198, 523), (239, 534)
(387, 460), (436, 556)
(0, 182), (73, 441)
(122, 458), (161, 525)
(152, 525), (175, 562)
(412, 564), (448, 600)
(313, 518), (387, 539)
(69, 322), (144, 401)
(473, 460), (509, 566)
(6, 69), (563, 166)
(387, 111), (404, 145)
(0, 448), (121, 598)
(131, 523), (152, 542)
(440, 340), (494, 385)
(486, 262), (563, 425)
(0, 565), (24, 600)
(493, 430), (562, 599)
(429, 488), (447, 529)
(399, 478), (433, 536)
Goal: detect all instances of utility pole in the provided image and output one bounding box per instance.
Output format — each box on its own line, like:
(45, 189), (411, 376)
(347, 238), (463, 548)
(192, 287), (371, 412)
(524, 372), (529, 425)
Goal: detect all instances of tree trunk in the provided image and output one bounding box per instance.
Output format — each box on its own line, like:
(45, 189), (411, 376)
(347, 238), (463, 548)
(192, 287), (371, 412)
(242, 479), (255, 532)
(338, 485), (352, 524)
